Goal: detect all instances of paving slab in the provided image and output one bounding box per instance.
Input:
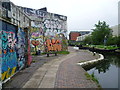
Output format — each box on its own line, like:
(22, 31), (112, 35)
(3, 54), (64, 88)
(23, 47), (99, 88)
(3, 47), (100, 88)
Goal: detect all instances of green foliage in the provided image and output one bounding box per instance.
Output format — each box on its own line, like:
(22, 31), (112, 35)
(41, 52), (47, 55)
(32, 60), (36, 63)
(92, 21), (112, 45)
(41, 51), (70, 55)
(68, 40), (82, 46)
(85, 72), (99, 84)
(61, 39), (68, 51)
(116, 36), (120, 47)
(91, 72), (99, 84)
(83, 35), (92, 45)
(57, 51), (70, 54)
(106, 35), (120, 46)
(68, 40), (75, 46)
(85, 45), (118, 50)
(85, 72), (101, 88)
(106, 36), (118, 45)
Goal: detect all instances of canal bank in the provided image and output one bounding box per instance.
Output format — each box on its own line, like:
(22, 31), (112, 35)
(22, 47), (100, 88)
(78, 46), (120, 89)
(86, 52), (120, 89)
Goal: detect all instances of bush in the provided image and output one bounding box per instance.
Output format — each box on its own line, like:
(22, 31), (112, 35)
(83, 35), (92, 45)
(117, 36), (120, 47)
(106, 36), (120, 46)
(106, 36), (118, 45)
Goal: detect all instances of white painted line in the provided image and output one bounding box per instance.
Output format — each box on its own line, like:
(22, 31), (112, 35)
(77, 54), (104, 66)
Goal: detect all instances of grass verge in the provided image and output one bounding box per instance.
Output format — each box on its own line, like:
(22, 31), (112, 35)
(32, 51), (70, 55)
(57, 51), (70, 54)
(85, 45), (119, 50)
(85, 72), (101, 88)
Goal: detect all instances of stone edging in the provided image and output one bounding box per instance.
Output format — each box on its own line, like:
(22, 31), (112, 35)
(77, 53), (104, 66)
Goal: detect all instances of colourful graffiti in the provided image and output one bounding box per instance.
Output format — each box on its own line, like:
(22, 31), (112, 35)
(17, 28), (26, 69)
(2, 31), (17, 81)
(45, 39), (61, 52)
(19, 7), (68, 53)
(27, 39), (32, 66)
(0, 30), (2, 82)
(31, 40), (40, 46)
(30, 27), (44, 54)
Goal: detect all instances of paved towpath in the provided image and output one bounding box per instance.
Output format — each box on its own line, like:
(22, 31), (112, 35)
(23, 47), (99, 88)
(3, 54), (63, 88)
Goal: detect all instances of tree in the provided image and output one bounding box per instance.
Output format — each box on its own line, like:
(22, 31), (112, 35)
(106, 36), (118, 45)
(92, 21), (112, 45)
(83, 35), (92, 45)
(116, 36), (120, 47)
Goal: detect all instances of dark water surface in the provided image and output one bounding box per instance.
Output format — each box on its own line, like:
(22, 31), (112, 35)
(86, 53), (120, 88)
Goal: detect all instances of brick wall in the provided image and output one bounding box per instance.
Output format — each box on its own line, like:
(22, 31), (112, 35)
(69, 32), (80, 41)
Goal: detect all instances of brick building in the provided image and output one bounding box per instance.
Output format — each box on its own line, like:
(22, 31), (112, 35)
(69, 32), (81, 41)
(69, 31), (91, 41)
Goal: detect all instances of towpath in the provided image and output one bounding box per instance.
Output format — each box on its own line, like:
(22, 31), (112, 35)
(3, 47), (99, 88)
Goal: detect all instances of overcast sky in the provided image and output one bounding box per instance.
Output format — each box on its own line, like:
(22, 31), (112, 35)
(10, 0), (119, 32)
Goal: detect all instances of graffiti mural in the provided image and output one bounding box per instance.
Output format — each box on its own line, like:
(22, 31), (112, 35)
(45, 39), (61, 52)
(18, 6), (47, 18)
(19, 7), (68, 52)
(43, 13), (67, 39)
(30, 27), (44, 54)
(42, 14), (68, 51)
(0, 30), (2, 84)
(2, 31), (17, 81)
(17, 28), (26, 69)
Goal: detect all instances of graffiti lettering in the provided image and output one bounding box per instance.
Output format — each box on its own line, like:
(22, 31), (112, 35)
(30, 27), (44, 53)
(22, 7), (47, 18)
(45, 39), (61, 52)
(44, 19), (62, 30)
(2, 31), (17, 81)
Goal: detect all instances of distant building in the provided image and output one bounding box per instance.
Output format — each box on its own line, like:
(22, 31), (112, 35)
(118, 1), (120, 36)
(110, 25), (119, 36)
(76, 32), (92, 41)
(69, 30), (92, 41)
(69, 32), (80, 41)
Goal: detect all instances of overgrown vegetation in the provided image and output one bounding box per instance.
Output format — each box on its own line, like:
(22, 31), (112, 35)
(85, 72), (101, 88)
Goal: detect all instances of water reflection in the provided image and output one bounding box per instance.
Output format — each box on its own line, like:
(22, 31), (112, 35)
(85, 53), (120, 73)
(95, 60), (110, 73)
(85, 52), (120, 88)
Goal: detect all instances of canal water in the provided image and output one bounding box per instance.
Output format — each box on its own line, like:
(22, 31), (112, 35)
(85, 53), (120, 88)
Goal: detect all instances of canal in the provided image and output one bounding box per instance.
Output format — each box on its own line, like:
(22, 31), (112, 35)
(85, 52), (120, 88)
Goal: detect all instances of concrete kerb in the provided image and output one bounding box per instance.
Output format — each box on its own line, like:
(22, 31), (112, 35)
(77, 53), (104, 66)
